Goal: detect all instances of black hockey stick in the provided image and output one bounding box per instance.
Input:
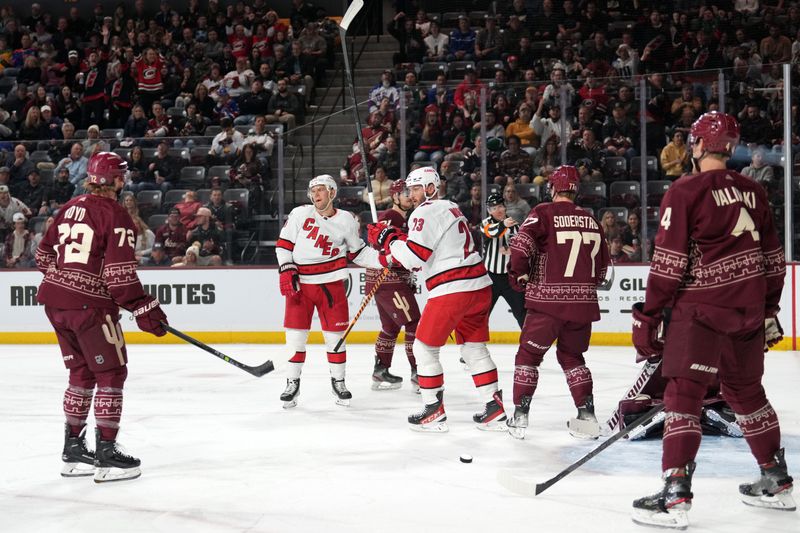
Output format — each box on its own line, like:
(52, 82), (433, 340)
(497, 404), (666, 497)
(162, 323), (275, 377)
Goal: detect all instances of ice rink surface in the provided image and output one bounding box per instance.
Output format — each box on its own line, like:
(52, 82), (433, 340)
(1, 343), (798, 533)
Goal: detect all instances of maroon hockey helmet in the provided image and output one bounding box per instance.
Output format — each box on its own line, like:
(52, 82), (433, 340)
(689, 111), (740, 156)
(549, 165), (580, 194)
(389, 179), (407, 196)
(87, 152), (128, 186)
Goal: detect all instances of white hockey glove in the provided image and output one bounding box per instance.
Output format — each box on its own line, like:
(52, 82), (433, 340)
(764, 317), (783, 352)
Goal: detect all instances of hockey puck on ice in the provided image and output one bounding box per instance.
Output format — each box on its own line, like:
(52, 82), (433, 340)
(459, 454), (473, 463)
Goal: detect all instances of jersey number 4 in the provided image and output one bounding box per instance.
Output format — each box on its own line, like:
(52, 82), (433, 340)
(556, 230), (602, 277)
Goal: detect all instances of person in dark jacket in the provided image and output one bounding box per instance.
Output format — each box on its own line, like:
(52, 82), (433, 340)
(235, 78), (270, 125)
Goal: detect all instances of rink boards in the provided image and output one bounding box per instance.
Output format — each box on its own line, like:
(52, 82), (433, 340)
(0, 265), (795, 349)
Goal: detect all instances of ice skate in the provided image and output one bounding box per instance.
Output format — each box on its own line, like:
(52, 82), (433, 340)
(93, 430), (141, 483)
(507, 396), (532, 440)
(410, 369), (420, 394)
(280, 378), (300, 409)
(331, 378), (352, 406)
(61, 424), (95, 477)
(739, 448), (796, 511)
(409, 390), (448, 433)
(371, 364), (403, 391)
(568, 394), (601, 439)
(632, 462), (695, 530)
(627, 409), (666, 441)
(701, 405), (743, 437)
(474, 390), (508, 431)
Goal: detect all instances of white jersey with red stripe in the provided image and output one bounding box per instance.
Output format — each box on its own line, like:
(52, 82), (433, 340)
(276, 205), (381, 284)
(389, 198), (491, 298)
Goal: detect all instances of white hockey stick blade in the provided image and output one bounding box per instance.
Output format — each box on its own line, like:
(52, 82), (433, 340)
(339, 0), (364, 30)
(497, 469), (537, 497)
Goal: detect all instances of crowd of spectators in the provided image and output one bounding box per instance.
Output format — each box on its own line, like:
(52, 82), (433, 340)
(0, 0), (339, 266)
(365, 0), (800, 263)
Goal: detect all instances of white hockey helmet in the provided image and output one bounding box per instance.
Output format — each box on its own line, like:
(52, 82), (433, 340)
(405, 166), (440, 192)
(307, 174), (338, 200)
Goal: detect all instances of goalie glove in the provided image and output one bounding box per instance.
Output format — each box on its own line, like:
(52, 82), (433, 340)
(632, 302), (663, 362)
(764, 316), (783, 352)
(279, 263), (300, 298)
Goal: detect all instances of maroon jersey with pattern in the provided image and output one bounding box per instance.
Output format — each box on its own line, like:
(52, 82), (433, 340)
(154, 222), (188, 258)
(35, 194), (151, 311)
(643, 169), (785, 318)
(509, 201), (609, 323)
(366, 208), (413, 290)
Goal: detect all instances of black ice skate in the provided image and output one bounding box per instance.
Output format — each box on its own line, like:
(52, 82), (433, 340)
(371, 364), (403, 391)
(61, 424), (95, 477)
(632, 462), (695, 530)
(410, 370), (420, 394)
(280, 378), (300, 409)
(408, 390), (448, 433)
(93, 430), (141, 483)
(474, 390), (508, 431)
(568, 394), (601, 439)
(739, 448), (796, 511)
(331, 378), (352, 406)
(507, 395), (532, 440)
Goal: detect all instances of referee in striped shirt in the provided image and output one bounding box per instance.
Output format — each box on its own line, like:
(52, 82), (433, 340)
(481, 193), (526, 328)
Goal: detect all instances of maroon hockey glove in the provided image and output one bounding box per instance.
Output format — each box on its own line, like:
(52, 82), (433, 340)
(632, 303), (663, 361)
(508, 271), (529, 292)
(279, 263), (300, 298)
(764, 317), (783, 352)
(132, 296), (168, 337)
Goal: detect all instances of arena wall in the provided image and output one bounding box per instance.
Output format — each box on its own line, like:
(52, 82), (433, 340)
(1, 265), (795, 349)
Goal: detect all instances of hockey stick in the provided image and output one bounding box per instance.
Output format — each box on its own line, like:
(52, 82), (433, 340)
(601, 358), (662, 435)
(338, 0), (378, 223)
(332, 266), (390, 352)
(162, 323), (275, 377)
(497, 403), (666, 497)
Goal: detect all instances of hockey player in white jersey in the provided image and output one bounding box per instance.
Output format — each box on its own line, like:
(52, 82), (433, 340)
(276, 175), (385, 408)
(367, 167), (507, 432)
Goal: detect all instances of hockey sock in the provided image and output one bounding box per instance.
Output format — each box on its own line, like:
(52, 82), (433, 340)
(563, 365), (594, 407)
(64, 386), (93, 436)
(662, 412), (702, 471)
(405, 322), (418, 370)
(414, 339), (443, 405)
(736, 403), (782, 465)
(513, 365), (539, 405)
(375, 329), (397, 368)
(64, 365), (96, 436)
(286, 329), (309, 380)
(323, 330), (346, 380)
(462, 342), (499, 403)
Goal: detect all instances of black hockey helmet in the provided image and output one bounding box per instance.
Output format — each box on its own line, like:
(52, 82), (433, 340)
(486, 193), (504, 207)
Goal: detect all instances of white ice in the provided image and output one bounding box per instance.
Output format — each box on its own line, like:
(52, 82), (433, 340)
(1, 343), (798, 533)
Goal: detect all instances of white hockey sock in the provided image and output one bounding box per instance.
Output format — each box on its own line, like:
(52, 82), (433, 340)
(286, 329), (309, 380)
(461, 342), (499, 403)
(414, 339), (444, 405)
(323, 330), (346, 380)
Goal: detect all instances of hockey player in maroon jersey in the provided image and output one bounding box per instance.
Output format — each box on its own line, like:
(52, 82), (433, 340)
(276, 175), (384, 408)
(631, 112), (794, 530)
(35, 152), (168, 483)
(507, 165), (610, 440)
(365, 179), (421, 392)
(367, 167), (506, 433)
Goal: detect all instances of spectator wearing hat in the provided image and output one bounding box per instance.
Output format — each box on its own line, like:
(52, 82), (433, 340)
(172, 242), (202, 267)
(0, 183), (31, 241)
(43, 166), (76, 214)
(481, 192), (525, 328)
(54, 142), (89, 193)
(40, 106), (64, 140)
(187, 207), (223, 266)
(502, 15), (529, 57)
(3, 84), (31, 126)
(16, 170), (48, 215)
(209, 117), (244, 165)
(495, 135), (533, 186)
(81, 125), (110, 157)
(423, 21), (448, 62)
(205, 188), (233, 230)
(143, 242), (172, 266)
(475, 15), (502, 60)
(659, 130), (690, 179)
(4, 212), (33, 268)
(532, 98), (572, 148)
(155, 207), (188, 260)
(447, 15), (476, 61)
(214, 87), (240, 121)
(602, 102), (639, 162)
(265, 78), (300, 139)
(387, 11), (425, 65)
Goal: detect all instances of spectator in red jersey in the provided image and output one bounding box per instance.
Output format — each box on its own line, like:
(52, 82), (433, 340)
(131, 48), (167, 111)
(174, 190), (202, 229)
(145, 102), (173, 138)
(228, 24), (252, 59)
(155, 207), (188, 260)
